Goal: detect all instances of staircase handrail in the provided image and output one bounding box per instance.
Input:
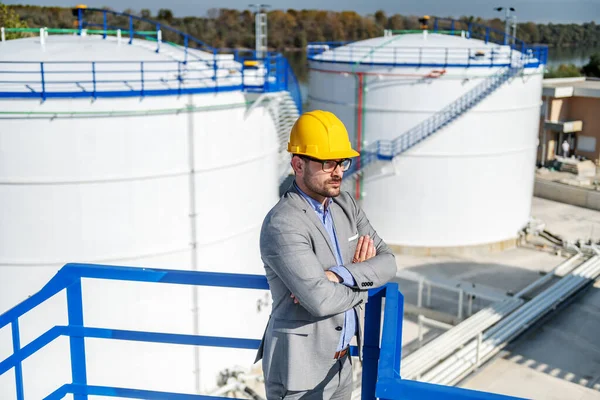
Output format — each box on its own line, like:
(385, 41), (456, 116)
(348, 56), (527, 176)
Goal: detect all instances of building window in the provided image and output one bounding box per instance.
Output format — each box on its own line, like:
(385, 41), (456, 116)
(577, 136), (596, 153)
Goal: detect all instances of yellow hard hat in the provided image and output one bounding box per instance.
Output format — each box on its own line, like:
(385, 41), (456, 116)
(287, 110), (360, 160)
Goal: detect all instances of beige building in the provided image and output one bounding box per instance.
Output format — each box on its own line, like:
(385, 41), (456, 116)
(538, 77), (600, 166)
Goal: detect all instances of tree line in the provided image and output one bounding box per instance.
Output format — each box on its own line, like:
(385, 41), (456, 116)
(4, 5), (600, 51)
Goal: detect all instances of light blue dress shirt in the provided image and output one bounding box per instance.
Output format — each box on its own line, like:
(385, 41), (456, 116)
(295, 183), (357, 351)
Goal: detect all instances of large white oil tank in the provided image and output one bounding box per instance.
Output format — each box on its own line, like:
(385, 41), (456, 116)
(0, 12), (300, 399)
(308, 23), (546, 251)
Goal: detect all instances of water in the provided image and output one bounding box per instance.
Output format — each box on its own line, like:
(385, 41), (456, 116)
(546, 47), (600, 68)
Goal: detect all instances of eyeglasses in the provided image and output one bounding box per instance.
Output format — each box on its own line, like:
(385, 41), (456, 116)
(299, 156), (353, 172)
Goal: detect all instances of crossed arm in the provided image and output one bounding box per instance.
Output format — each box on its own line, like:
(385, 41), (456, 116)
(261, 224), (368, 317)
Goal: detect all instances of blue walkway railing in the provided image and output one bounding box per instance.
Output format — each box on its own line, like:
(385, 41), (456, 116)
(306, 17), (546, 177)
(347, 62), (525, 176)
(307, 17), (547, 69)
(0, 8), (303, 114)
(0, 263), (522, 400)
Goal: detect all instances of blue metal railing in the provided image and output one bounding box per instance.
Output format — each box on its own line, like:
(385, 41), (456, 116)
(347, 61), (525, 176)
(307, 17), (547, 69)
(0, 263), (522, 400)
(0, 9), (303, 113)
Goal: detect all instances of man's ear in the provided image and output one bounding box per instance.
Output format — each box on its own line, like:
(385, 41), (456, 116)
(291, 155), (303, 175)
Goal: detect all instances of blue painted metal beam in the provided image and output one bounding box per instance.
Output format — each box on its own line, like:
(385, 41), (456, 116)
(67, 326), (262, 350)
(11, 320), (24, 400)
(67, 280), (88, 400)
(59, 384), (238, 399)
(62, 263), (270, 290)
(0, 326), (64, 375)
(376, 378), (526, 400)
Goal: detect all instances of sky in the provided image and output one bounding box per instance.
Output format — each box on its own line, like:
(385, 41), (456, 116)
(4, 0), (600, 23)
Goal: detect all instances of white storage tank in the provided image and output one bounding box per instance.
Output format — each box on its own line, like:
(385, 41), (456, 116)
(0, 10), (300, 399)
(308, 22), (546, 250)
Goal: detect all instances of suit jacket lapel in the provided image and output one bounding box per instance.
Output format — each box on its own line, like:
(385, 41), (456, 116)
(287, 185), (337, 261)
(330, 203), (351, 265)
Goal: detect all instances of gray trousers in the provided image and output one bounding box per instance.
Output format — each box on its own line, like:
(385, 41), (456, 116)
(265, 354), (352, 400)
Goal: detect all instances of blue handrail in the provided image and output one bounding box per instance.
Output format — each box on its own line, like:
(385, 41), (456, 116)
(307, 42), (547, 69)
(307, 16), (547, 69)
(0, 8), (304, 113)
(0, 263), (522, 400)
(346, 62), (525, 176)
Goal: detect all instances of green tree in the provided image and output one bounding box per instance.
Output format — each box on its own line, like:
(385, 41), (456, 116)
(157, 9), (173, 22)
(582, 53), (600, 78)
(544, 64), (582, 78)
(0, 3), (28, 39)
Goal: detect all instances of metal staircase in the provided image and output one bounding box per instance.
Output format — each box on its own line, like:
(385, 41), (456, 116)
(347, 59), (526, 183)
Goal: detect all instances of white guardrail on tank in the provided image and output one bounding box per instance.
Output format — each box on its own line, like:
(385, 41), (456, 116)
(406, 253), (600, 385)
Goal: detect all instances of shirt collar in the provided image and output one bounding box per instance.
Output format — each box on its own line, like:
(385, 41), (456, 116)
(294, 182), (332, 214)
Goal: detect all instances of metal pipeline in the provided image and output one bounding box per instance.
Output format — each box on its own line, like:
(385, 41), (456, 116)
(421, 255), (600, 385)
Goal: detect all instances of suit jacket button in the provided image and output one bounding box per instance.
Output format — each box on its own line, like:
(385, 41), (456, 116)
(335, 326), (342, 331)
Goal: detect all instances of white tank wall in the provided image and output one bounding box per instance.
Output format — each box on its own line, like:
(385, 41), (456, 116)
(0, 91), (278, 398)
(309, 59), (544, 247)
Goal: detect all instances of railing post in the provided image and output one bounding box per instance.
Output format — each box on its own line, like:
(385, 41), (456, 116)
(458, 289), (464, 319)
(156, 26), (161, 53)
(213, 49), (218, 90)
(361, 289), (383, 400)
(184, 35), (189, 64)
(140, 61), (144, 96)
(102, 11), (107, 39)
(77, 7), (84, 35)
(468, 294), (473, 316)
(40, 62), (46, 101)
(67, 279), (88, 400)
(129, 16), (133, 45)
(11, 320), (24, 400)
(241, 59), (245, 90)
(417, 277), (423, 308)
(178, 61), (182, 95)
(92, 62), (96, 98)
(1, 27), (5, 43)
(426, 283), (432, 307)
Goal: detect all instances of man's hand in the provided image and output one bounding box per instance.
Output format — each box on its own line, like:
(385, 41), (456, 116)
(291, 270), (341, 304)
(353, 235), (376, 263)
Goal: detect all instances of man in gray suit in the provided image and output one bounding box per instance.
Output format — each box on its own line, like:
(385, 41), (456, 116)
(256, 110), (397, 399)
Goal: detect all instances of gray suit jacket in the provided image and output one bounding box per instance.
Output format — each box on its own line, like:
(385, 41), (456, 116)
(255, 184), (397, 391)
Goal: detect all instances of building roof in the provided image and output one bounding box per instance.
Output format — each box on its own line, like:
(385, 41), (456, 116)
(543, 77), (600, 99)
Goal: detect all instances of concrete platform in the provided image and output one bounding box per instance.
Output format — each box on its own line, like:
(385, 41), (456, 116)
(395, 196), (600, 399)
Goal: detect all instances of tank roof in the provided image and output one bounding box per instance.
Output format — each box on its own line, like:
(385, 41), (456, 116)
(0, 34), (210, 62)
(308, 32), (546, 69)
(0, 34), (264, 99)
(349, 32), (492, 49)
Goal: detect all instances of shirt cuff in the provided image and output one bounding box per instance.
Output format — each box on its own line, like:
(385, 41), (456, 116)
(329, 266), (356, 287)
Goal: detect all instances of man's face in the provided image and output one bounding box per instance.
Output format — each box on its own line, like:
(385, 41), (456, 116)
(301, 157), (345, 199)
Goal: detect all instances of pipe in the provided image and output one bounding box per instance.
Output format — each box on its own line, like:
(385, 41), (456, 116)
(422, 256), (600, 385)
(514, 254), (583, 298)
(186, 96), (202, 393)
(0, 101), (254, 119)
(355, 72), (364, 200)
